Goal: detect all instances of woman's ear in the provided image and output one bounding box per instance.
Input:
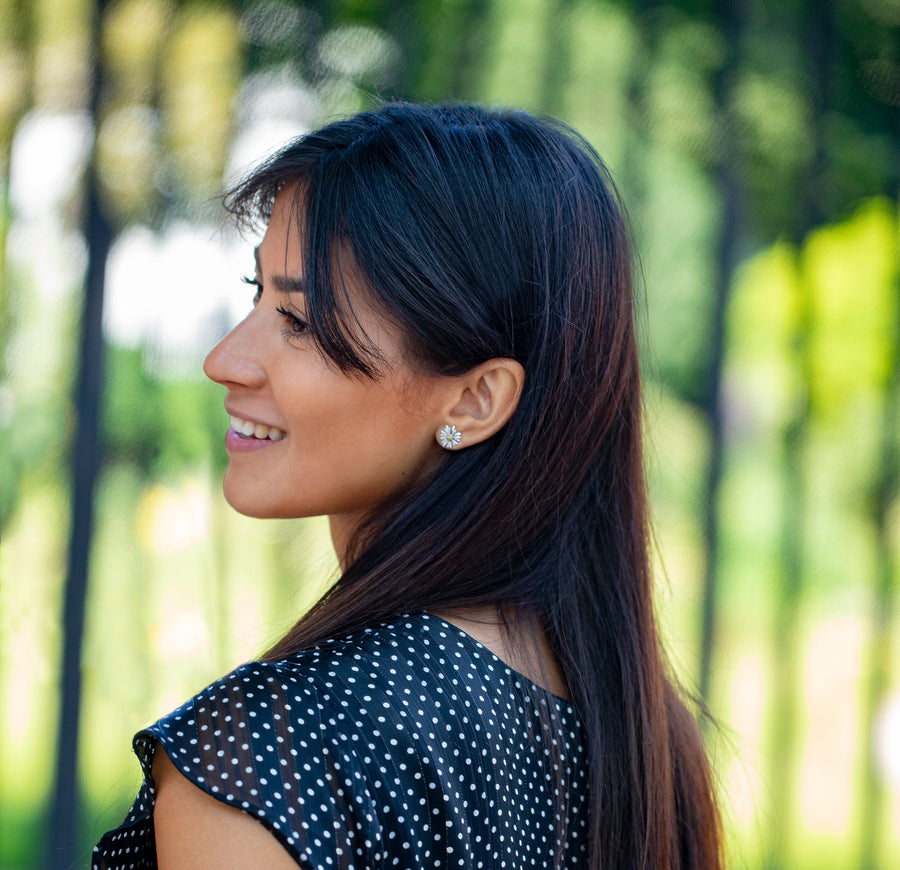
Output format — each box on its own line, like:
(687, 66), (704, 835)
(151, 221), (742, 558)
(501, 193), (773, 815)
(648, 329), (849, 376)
(437, 358), (525, 449)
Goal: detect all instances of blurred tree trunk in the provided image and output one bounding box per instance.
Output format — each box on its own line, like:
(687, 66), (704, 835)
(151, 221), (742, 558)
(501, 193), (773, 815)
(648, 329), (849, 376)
(538, 0), (573, 116)
(856, 233), (899, 870)
(46, 1), (112, 866)
(765, 237), (810, 870)
(450, 0), (493, 100)
(620, 0), (658, 207)
(385, 0), (422, 98)
(697, 0), (742, 708)
(765, 1), (833, 866)
(856, 124), (900, 870)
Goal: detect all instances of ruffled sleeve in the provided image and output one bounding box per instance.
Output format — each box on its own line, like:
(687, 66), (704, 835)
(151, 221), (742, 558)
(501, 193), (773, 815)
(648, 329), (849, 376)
(93, 660), (386, 869)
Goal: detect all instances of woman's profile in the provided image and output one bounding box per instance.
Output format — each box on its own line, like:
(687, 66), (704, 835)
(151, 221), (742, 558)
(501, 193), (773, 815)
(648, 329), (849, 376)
(93, 102), (723, 869)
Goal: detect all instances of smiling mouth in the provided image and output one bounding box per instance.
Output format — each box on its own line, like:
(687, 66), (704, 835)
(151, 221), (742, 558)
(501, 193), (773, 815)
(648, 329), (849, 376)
(229, 415), (286, 441)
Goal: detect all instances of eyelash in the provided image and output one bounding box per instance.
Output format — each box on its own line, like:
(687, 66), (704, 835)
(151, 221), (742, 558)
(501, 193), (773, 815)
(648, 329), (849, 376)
(276, 305), (311, 338)
(242, 275), (311, 339)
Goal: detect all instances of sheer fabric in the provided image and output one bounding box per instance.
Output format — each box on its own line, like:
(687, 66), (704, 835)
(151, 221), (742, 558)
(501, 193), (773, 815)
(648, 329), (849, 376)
(93, 613), (588, 869)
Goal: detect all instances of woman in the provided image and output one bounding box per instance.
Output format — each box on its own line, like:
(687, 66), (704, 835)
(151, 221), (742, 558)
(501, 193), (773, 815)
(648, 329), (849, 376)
(94, 102), (722, 869)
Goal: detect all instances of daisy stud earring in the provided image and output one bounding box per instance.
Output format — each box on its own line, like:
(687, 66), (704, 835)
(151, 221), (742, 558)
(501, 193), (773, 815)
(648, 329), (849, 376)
(437, 424), (462, 450)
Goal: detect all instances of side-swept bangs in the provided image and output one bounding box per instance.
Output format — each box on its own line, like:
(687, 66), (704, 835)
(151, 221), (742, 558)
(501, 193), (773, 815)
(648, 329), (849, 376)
(226, 154), (394, 378)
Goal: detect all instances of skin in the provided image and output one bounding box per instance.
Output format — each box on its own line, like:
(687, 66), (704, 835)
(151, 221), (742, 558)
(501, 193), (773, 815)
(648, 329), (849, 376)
(153, 182), (565, 868)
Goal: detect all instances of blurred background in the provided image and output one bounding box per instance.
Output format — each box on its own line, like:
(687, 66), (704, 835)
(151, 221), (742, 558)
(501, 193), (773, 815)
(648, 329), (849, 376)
(0, 0), (897, 868)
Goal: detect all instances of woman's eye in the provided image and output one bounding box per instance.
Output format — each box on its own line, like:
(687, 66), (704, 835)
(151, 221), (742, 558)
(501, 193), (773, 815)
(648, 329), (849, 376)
(276, 305), (311, 339)
(241, 275), (263, 305)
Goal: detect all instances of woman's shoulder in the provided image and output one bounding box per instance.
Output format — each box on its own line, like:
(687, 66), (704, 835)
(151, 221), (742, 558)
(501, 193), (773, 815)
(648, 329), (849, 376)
(96, 612), (588, 869)
(167, 611), (472, 712)
(183, 610), (521, 707)
(144, 610), (580, 782)
(142, 612), (482, 761)
(98, 619), (438, 870)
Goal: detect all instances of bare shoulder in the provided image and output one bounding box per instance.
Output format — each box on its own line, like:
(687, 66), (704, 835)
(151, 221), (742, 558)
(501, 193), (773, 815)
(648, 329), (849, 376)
(152, 745), (299, 870)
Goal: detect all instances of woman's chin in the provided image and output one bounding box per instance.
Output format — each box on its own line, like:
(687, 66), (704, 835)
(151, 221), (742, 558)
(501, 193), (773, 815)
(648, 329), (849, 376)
(221, 477), (279, 519)
(220, 477), (315, 520)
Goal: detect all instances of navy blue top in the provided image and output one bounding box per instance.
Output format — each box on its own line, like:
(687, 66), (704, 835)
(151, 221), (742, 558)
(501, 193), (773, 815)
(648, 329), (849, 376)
(92, 613), (589, 869)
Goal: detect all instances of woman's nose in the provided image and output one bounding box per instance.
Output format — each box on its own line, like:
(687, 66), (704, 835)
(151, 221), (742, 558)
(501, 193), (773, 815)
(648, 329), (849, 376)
(203, 315), (266, 389)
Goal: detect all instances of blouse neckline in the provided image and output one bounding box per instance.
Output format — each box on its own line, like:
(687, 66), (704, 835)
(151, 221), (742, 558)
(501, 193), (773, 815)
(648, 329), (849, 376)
(423, 612), (577, 710)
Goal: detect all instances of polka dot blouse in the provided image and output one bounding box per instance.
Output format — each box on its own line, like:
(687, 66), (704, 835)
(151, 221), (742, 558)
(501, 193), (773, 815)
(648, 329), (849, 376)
(93, 613), (589, 868)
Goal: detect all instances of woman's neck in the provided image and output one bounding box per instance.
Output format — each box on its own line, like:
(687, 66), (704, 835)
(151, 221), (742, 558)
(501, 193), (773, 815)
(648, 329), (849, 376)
(329, 516), (569, 699)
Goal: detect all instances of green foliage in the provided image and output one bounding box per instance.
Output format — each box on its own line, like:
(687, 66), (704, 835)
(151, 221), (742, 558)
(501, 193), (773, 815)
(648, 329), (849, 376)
(102, 344), (227, 478)
(805, 199), (898, 419)
(0, 389), (68, 531)
(160, 5), (242, 205)
(728, 241), (804, 430)
(641, 146), (719, 406)
(102, 345), (164, 472)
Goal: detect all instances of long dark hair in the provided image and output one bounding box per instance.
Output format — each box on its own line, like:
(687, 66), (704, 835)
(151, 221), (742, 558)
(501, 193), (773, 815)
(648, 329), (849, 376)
(225, 102), (723, 869)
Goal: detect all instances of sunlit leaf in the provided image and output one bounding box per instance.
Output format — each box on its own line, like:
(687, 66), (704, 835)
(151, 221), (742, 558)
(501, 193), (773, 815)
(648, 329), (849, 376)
(804, 198), (898, 419)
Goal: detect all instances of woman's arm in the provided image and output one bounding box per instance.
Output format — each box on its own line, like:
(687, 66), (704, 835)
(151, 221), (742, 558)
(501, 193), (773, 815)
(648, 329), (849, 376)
(152, 747), (299, 870)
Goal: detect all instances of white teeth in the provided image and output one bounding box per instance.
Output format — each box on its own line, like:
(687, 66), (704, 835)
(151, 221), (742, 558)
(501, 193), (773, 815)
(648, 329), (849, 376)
(230, 415), (286, 441)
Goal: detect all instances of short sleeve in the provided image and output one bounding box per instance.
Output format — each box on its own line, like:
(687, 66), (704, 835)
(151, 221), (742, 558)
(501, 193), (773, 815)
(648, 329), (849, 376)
(140, 661), (386, 869)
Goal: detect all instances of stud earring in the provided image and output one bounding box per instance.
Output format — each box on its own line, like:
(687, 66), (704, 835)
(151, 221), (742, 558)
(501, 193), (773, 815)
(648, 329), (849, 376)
(437, 424), (462, 450)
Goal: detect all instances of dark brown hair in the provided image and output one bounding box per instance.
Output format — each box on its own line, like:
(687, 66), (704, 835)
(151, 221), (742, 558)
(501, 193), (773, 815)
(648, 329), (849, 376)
(226, 102), (723, 869)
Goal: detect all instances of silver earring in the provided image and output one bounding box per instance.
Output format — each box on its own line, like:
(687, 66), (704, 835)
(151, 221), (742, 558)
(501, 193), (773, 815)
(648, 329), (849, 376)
(437, 424), (462, 450)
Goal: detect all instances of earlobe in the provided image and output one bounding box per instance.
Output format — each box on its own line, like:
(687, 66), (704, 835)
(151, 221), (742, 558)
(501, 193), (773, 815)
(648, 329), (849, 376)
(439, 358), (525, 449)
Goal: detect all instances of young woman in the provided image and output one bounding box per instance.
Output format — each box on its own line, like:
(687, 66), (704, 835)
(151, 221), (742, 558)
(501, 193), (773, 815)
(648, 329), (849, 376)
(93, 102), (723, 869)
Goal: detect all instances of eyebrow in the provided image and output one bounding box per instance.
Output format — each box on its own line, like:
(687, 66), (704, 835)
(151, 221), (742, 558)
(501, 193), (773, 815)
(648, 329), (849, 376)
(254, 246), (308, 295)
(271, 275), (308, 294)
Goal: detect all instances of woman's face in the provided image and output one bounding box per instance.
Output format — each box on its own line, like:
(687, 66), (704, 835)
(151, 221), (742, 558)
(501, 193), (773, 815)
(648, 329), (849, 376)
(203, 183), (449, 549)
